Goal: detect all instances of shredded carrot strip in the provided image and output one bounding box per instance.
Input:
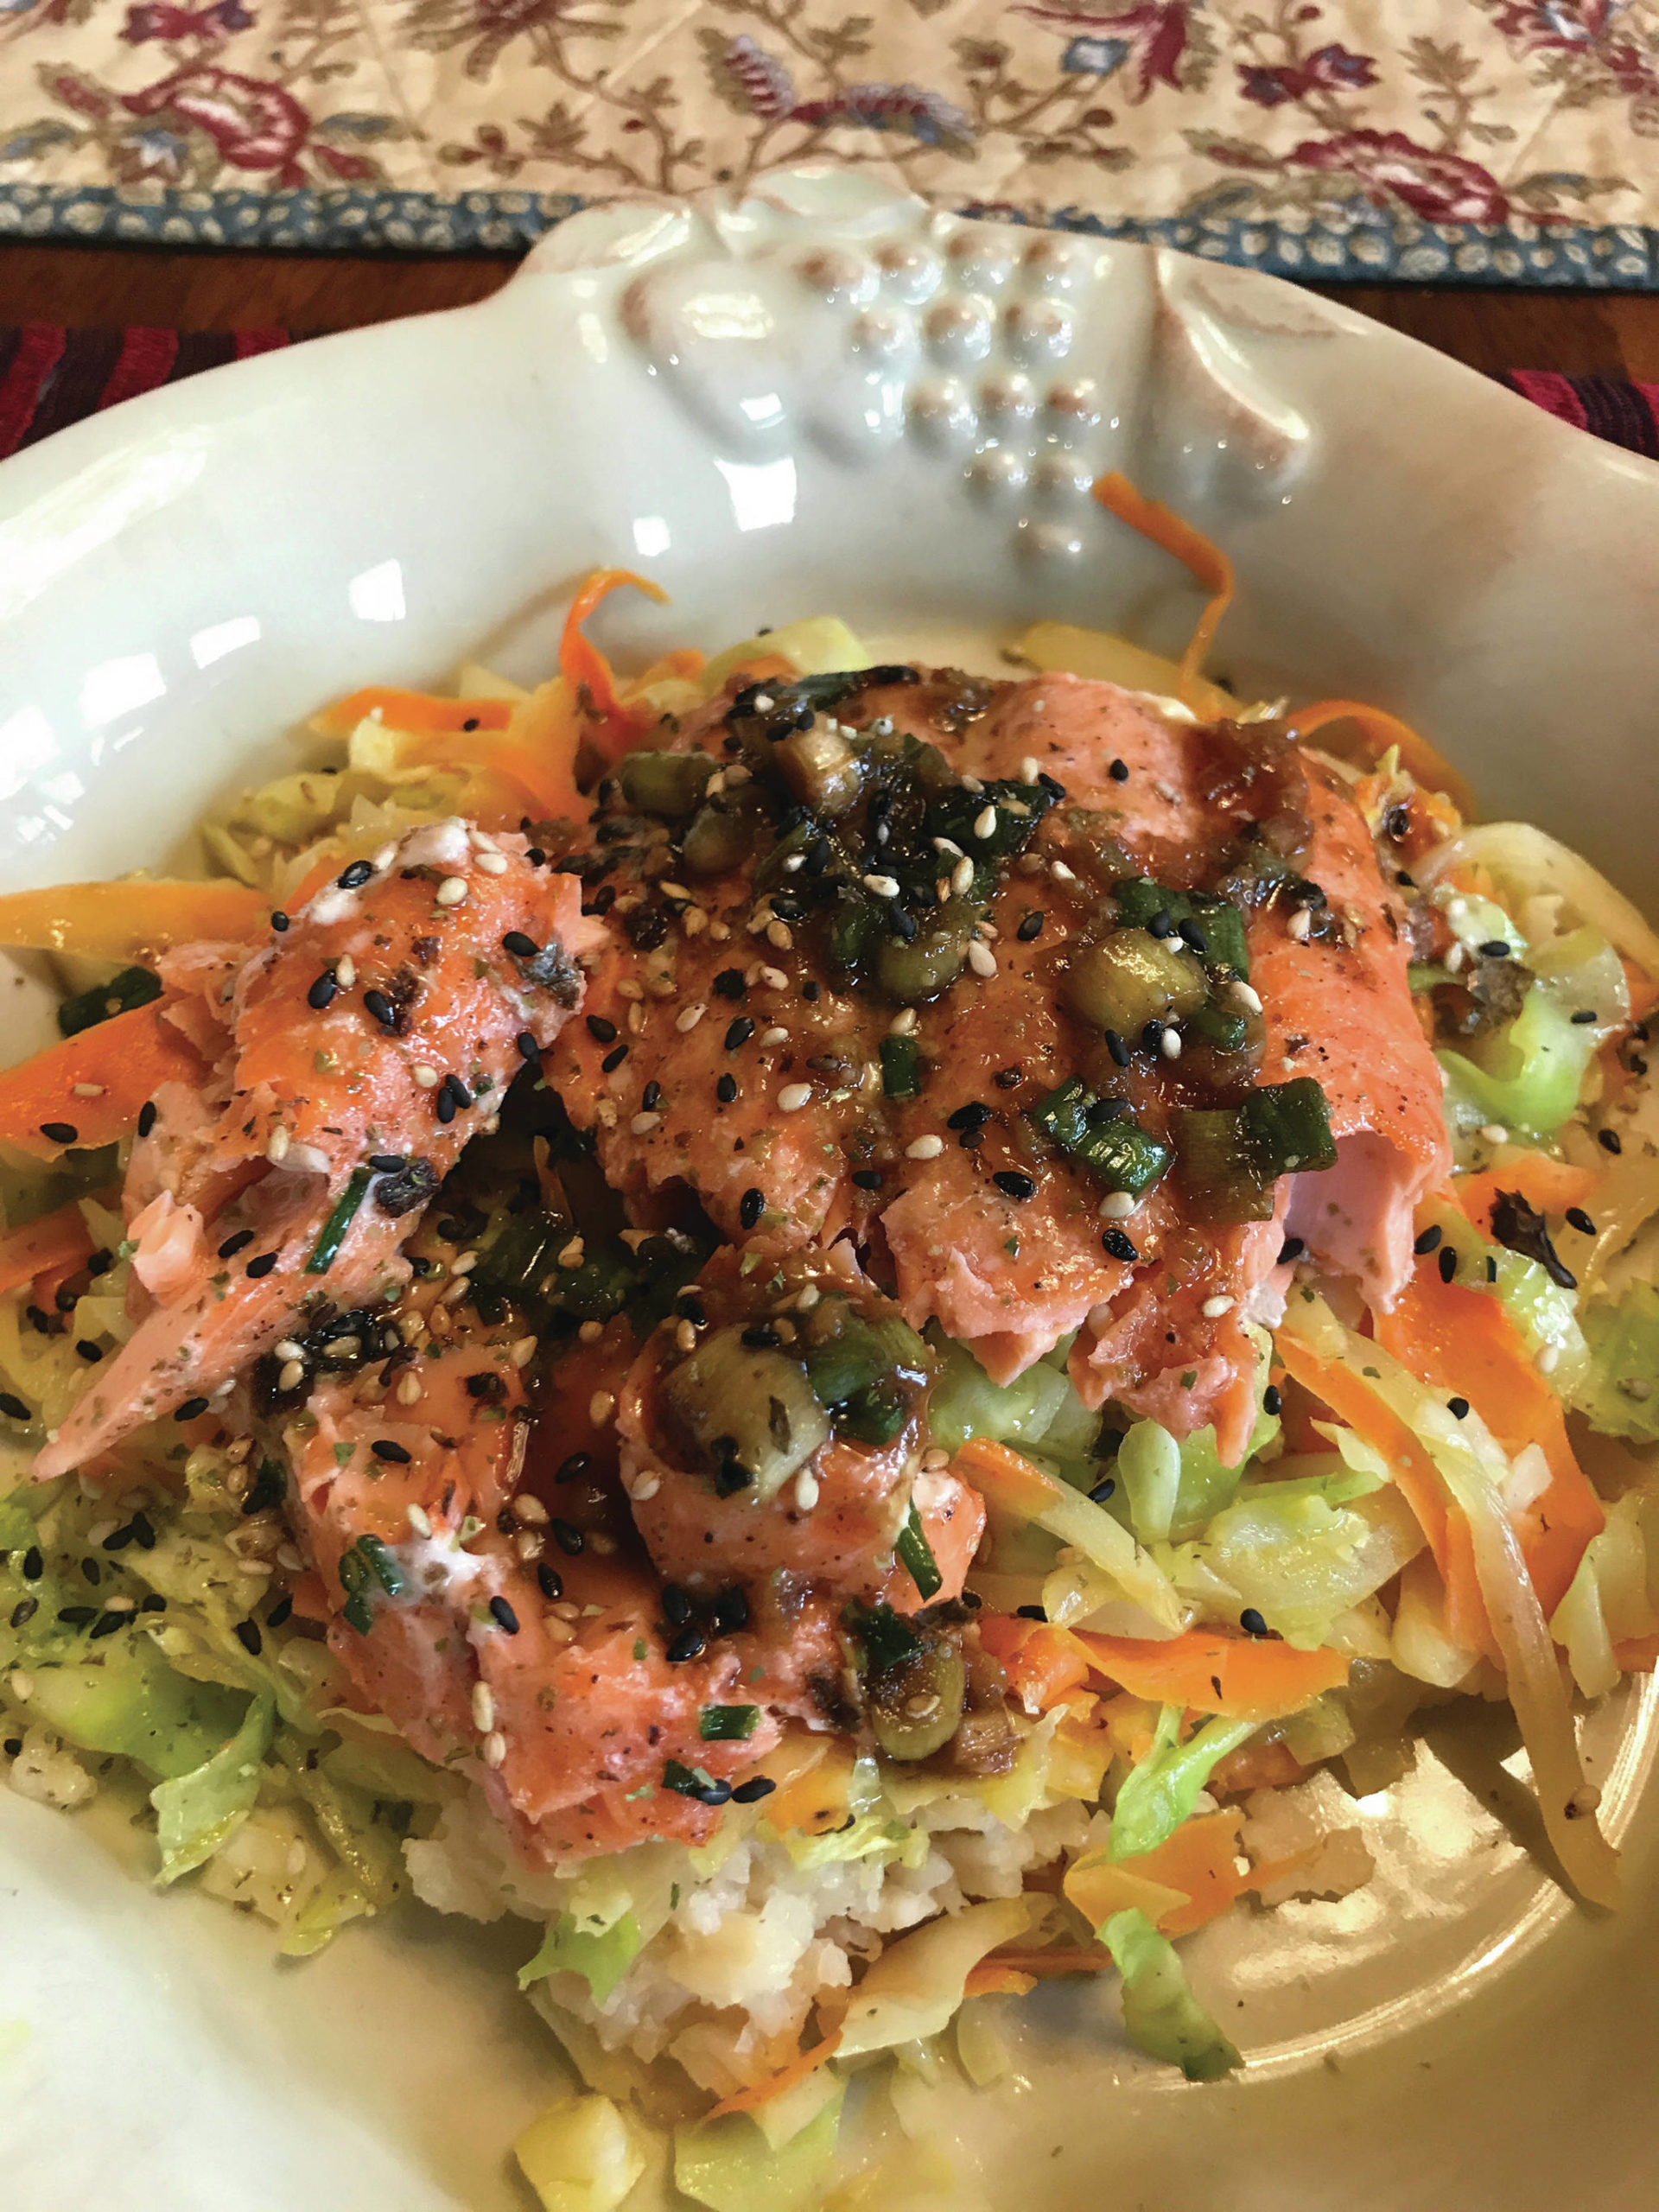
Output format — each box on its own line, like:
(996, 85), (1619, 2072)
(976, 1614), (1092, 1710)
(560, 569), (671, 766)
(1070, 1625), (1349, 1721)
(0, 880), (266, 960)
(404, 733), (584, 826)
(1615, 1635), (1659, 1673)
(0, 1002), (206, 1162)
(0, 1199), (102, 1297)
(1285, 698), (1477, 820)
(311, 688), (515, 741)
(1090, 471), (1234, 707)
(969, 1951), (1109, 1987)
(705, 2028), (843, 2117)
(963, 1963), (1039, 1998)
(1374, 1255), (1604, 1619)
(1209, 1737), (1309, 1796)
(1452, 1159), (1598, 1242)
(950, 1434), (1059, 1521)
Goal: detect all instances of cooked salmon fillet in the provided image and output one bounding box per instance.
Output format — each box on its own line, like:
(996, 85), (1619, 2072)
(37, 821), (600, 1479)
(550, 669), (1446, 1462)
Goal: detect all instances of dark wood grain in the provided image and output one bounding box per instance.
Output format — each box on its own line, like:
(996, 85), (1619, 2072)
(2, 238), (1656, 376)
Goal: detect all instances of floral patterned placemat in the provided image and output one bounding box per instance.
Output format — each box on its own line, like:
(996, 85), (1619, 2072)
(1, 2), (1656, 281)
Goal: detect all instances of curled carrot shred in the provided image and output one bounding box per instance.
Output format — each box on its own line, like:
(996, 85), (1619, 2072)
(0, 880), (266, 960)
(560, 568), (670, 766)
(311, 688), (516, 741)
(1070, 1626), (1348, 1722)
(1285, 697), (1477, 821)
(1090, 471), (1234, 708)
(0, 1198), (102, 1299)
(404, 733), (584, 828)
(0, 1001), (207, 1162)
(704, 2027), (842, 2118)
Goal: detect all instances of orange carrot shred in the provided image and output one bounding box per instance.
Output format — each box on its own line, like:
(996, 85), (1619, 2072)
(1285, 697), (1477, 820)
(0, 1199), (101, 1298)
(0, 880), (266, 961)
(1090, 471), (1234, 706)
(0, 1001), (207, 1162)
(310, 688), (515, 741)
(705, 2028), (843, 2117)
(560, 568), (671, 766)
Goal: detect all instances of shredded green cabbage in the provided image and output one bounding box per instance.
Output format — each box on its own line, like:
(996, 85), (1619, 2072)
(151, 1691), (275, 1886)
(1577, 1287), (1659, 1441)
(519, 1910), (645, 2003)
(1100, 1908), (1241, 2082)
(674, 2089), (844, 2212)
(1108, 1707), (1258, 1861)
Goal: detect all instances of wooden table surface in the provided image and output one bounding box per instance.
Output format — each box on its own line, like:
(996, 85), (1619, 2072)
(2, 242), (1658, 378)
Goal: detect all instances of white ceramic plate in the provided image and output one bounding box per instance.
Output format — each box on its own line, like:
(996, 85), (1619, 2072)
(2, 170), (1657, 2212)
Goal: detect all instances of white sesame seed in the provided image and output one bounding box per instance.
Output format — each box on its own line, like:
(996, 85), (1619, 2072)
(406, 1502), (432, 1537)
(1229, 981), (1263, 1014)
(676, 1002), (707, 1034)
(676, 1318), (698, 1353)
(102, 1593), (137, 1614)
(1480, 1124), (1510, 1146)
(10, 1669), (33, 1701)
(512, 1492), (548, 1524)
(1287, 906), (1313, 942)
(578, 1319), (603, 1344)
(616, 979), (644, 1001)
(1160, 1027), (1182, 1060)
(482, 1730), (506, 1769)
(627, 1002), (645, 1036)
(778, 1083), (814, 1113)
(274, 1338), (304, 1363)
(631, 1111), (663, 1135)
(921, 1446), (950, 1471)
(906, 1134), (944, 1160)
(658, 880), (691, 901)
(682, 907), (708, 938)
(760, 1026), (790, 1047)
(793, 1470), (820, 1512)
(962, 775), (984, 795)
(515, 1528), (543, 1561)
(760, 965), (788, 989)
(435, 875), (468, 907)
(973, 805), (998, 840)
(589, 1390), (616, 1426)
(335, 955), (356, 988)
(766, 920), (793, 951)
(723, 764), (752, 788)
(631, 1473), (661, 1503)
(276, 1544), (303, 1571)
(475, 850), (508, 875)
(266, 1125), (290, 1164)
(373, 843), (397, 869)
(783, 854), (804, 873)
(1098, 1191), (1137, 1219)
(472, 1681), (496, 1732)
(951, 855), (976, 898)
(888, 1008), (918, 1036)
(277, 1358), (304, 1393)
(795, 1283), (821, 1312)
(862, 874), (900, 899)
(1050, 860), (1077, 883)
(1201, 1294), (1236, 1319)
(753, 694), (774, 711)
(1020, 755), (1039, 784)
(931, 836), (963, 858)
(412, 1064), (440, 1089)
(512, 1336), (537, 1368)
(71, 1082), (105, 1099)
(467, 828), (499, 853)
(967, 940), (997, 978)
(557, 1236), (585, 1268)
(1536, 1344), (1560, 1375)
(449, 1249), (478, 1276)
(396, 1371), (423, 1406)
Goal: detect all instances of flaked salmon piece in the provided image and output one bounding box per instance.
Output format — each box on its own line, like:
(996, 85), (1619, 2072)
(36, 821), (599, 1479)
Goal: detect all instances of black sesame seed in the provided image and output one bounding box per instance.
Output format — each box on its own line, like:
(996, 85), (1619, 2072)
(371, 1440), (412, 1464)
(994, 1065), (1023, 1090)
(90, 1611), (124, 1641)
(739, 1186), (765, 1231)
(1140, 1020), (1165, 1054)
(852, 1169), (884, 1192)
(175, 1396), (209, 1421)
(678, 1296), (708, 1328)
(266, 1594), (294, 1630)
(601, 1044), (630, 1074)
(665, 1624), (707, 1663)
(1571, 1008), (1598, 1025)
(1438, 1244), (1458, 1283)
(710, 1586), (749, 1635)
(10, 1599), (37, 1629)
(1015, 1605), (1047, 1622)
(1108, 759), (1128, 783)
(1447, 1396), (1470, 1421)
(802, 981), (822, 1001)
(137, 1100), (158, 1139)
(1016, 910), (1045, 943)
(218, 1229), (254, 1259)
(947, 1103), (989, 1131)
(1102, 1227), (1138, 1263)
(504, 931), (540, 958)
(586, 1014), (618, 1044)
(130, 1511), (156, 1551)
(39, 1122), (79, 1146)
(1414, 1224), (1443, 1255)
(270, 911), (289, 932)
(1177, 918), (1209, 955)
(0, 1393), (29, 1422)
(725, 1016), (755, 1051)
(21, 1546), (42, 1579)
(364, 988), (397, 1030)
(306, 972), (338, 1012)
(716, 1073), (737, 1103)
(57, 1605), (96, 1627)
(234, 1618), (263, 1656)
(82, 1557), (100, 1586)
(246, 1255), (276, 1282)
(1566, 1206), (1597, 1236)
(1240, 1607), (1268, 1638)
(555, 1452), (590, 1484)
(663, 1586), (693, 1626)
(731, 1776), (776, 1804)
(993, 1170), (1037, 1201)
(741, 1325), (780, 1349)
(1263, 1384), (1283, 1418)
(435, 1088), (457, 1125)
(536, 1562), (563, 1601)
(713, 969), (747, 1001)
(1476, 938), (1511, 959)
(366, 1154), (404, 1173)
(1278, 1235), (1305, 1264)
(337, 859), (374, 890)
(1147, 909), (1173, 938)
(489, 1595), (521, 1635)
(1088, 1477), (1116, 1504)
(139, 1594), (164, 1613)
(444, 1073), (473, 1110)
(642, 1080), (662, 1113)
(551, 1519), (585, 1555)
(526, 849), (546, 867)
(3, 1739), (20, 1758)
(888, 906), (918, 944)
(1104, 1029), (1131, 1068)
(1599, 1128), (1624, 1154)
(515, 1031), (541, 1065)
(74, 1341), (103, 1363)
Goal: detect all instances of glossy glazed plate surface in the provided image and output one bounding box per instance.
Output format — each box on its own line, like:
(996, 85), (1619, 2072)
(1, 171), (1656, 2211)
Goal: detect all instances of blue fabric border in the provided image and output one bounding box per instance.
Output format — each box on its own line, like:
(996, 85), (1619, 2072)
(0, 181), (1652, 286)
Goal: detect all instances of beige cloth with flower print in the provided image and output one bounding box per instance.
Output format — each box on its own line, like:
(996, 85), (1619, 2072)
(0, 0), (1654, 270)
